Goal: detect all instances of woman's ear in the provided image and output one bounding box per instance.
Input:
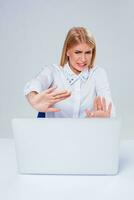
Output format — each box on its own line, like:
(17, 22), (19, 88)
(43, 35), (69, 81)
(66, 50), (70, 57)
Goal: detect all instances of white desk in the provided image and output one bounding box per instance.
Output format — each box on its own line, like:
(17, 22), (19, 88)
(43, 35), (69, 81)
(0, 139), (134, 200)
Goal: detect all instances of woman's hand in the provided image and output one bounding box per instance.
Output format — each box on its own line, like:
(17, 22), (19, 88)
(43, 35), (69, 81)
(26, 86), (71, 112)
(85, 96), (112, 118)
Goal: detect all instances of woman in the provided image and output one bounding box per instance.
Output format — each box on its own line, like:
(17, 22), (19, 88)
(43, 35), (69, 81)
(24, 27), (115, 118)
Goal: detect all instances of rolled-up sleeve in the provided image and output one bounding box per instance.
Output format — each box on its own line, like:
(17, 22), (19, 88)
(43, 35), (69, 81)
(94, 67), (116, 117)
(24, 66), (54, 96)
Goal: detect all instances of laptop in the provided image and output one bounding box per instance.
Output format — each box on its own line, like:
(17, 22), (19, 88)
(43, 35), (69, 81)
(12, 118), (121, 175)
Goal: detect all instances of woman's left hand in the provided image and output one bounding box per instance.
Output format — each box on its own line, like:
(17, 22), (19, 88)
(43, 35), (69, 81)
(85, 96), (112, 118)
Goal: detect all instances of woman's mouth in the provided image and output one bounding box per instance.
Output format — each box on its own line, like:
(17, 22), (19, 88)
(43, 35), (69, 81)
(77, 63), (86, 67)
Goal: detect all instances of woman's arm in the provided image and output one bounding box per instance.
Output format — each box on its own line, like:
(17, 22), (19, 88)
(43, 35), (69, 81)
(24, 66), (71, 112)
(26, 86), (71, 113)
(95, 67), (116, 117)
(85, 67), (116, 118)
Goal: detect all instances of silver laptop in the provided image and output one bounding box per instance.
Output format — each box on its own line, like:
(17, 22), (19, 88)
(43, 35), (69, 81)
(12, 118), (121, 175)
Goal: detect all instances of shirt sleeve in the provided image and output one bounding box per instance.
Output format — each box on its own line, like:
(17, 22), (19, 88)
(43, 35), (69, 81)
(94, 67), (116, 117)
(24, 65), (54, 96)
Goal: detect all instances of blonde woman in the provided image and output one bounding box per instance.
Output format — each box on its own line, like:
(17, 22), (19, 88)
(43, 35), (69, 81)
(24, 27), (115, 118)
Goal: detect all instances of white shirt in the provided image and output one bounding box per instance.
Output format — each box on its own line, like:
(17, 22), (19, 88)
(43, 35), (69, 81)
(24, 63), (116, 118)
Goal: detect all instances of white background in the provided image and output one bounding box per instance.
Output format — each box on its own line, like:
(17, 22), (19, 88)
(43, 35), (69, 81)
(0, 0), (134, 138)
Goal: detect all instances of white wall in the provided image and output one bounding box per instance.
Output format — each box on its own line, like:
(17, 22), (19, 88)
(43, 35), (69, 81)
(0, 0), (134, 138)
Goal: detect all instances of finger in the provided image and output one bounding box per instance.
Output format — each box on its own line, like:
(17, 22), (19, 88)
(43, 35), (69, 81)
(92, 110), (106, 118)
(47, 107), (61, 112)
(102, 97), (106, 111)
(107, 102), (112, 116)
(90, 112), (94, 117)
(85, 109), (89, 115)
(97, 96), (103, 110)
(85, 109), (94, 118)
(53, 92), (71, 99)
(93, 97), (98, 111)
(52, 90), (70, 97)
(45, 86), (57, 94)
(85, 109), (90, 117)
(51, 96), (70, 103)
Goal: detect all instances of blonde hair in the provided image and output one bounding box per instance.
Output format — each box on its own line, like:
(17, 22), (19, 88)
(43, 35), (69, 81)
(60, 27), (96, 68)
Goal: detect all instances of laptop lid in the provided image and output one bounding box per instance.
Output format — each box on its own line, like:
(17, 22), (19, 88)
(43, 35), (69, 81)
(12, 118), (121, 175)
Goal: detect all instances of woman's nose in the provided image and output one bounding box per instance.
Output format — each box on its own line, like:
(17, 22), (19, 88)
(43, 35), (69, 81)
(80, 54), (86, 62)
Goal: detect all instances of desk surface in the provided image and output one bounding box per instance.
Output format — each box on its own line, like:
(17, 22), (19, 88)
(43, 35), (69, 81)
(0, 139), (134, 200)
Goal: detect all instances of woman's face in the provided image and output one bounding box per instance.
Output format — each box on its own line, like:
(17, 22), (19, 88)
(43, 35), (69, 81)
(66, 43), (93, 75)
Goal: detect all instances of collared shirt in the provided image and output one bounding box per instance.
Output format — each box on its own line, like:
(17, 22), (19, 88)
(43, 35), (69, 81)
(24, 63), (116, 118)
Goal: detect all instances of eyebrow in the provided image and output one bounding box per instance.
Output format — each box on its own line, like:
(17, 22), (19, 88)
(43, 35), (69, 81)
(75, 50), (92, 53)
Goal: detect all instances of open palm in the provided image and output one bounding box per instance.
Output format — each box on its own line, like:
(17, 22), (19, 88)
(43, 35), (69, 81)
(27, 86), (71, 113)
(85, 96), (112, 118)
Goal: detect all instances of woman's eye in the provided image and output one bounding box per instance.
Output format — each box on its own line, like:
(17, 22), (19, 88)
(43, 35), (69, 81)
(75, 51), (92, 54)
(75, 52), (81, 54)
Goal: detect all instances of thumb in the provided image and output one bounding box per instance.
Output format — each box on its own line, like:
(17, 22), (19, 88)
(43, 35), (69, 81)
(85, 108), (90, 114)
(85, 109), (94, 117)
(47, 107), (61, 112)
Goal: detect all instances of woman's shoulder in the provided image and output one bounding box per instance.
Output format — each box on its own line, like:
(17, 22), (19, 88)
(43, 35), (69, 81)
(90, 65), (107, 79)
(43, 64), (62, 72)
(91, 65), (106, 73)
(51, 64), (63, 71)
(38, 64), (62, 75)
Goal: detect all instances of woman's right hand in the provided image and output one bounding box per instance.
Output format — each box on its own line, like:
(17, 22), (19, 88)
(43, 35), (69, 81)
(26, 86), (71, 112)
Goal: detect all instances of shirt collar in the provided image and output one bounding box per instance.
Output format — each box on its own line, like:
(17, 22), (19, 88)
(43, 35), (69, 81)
(63, 63), (89, 85)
